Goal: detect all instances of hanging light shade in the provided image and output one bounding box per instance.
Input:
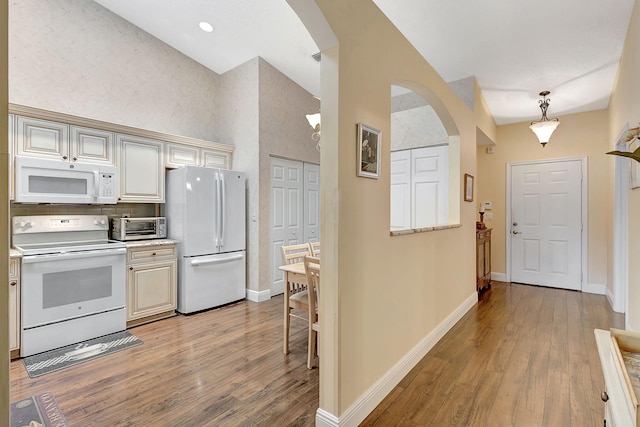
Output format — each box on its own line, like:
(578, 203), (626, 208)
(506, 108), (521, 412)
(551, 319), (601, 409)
(529, 91), (559, 147)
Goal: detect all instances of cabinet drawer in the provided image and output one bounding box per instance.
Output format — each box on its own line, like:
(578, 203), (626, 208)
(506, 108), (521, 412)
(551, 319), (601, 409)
(9, 258), (20, 279)
(127, 245), (176, 264)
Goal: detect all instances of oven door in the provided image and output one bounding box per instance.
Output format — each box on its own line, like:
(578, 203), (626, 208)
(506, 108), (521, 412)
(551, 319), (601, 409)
(21, 247), (126, 329)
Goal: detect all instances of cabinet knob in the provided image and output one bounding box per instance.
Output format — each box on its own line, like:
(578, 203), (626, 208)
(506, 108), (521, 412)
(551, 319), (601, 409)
(72, 156), (77, 161)
(10, 281), (16, 286)
(129, 266), (133, 270)
(62, 155), (68, 160)
(601, 391), (609, 402)
(152, 252), (157, 256)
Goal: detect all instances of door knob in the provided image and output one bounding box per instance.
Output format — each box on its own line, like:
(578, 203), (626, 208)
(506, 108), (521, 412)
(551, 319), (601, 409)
(512, 230), (521, 235)
(512, 222), (518, 226)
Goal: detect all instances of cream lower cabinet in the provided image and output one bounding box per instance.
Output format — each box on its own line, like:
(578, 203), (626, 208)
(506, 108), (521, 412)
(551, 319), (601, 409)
(9, 258), (20, 358)
(126, 244), (177, 327)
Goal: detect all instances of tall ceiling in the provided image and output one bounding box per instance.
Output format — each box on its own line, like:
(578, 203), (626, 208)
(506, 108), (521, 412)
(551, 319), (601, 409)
(94, 0), (635, 126)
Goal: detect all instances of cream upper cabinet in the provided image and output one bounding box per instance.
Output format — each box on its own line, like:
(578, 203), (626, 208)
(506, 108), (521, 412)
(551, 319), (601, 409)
(16, 116), (69, 159)
(9, 114), (14, 200)
(116, 134), (165, 203)
(165, 142), (200, 168)
(16, 116), (114, 165)
(70, 126), (115, 165)
(165, 142), (231, 170)
(202, 149), (231, 169)
(9, 257), (20, 357)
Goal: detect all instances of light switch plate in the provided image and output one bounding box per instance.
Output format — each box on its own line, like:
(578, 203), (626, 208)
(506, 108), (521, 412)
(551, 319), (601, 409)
(484, 212), (493, 220)
(482, 201), (493, 210)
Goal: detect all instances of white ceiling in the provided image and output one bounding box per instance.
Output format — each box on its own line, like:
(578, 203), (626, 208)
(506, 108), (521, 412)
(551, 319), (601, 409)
(94, 0), (635, 126)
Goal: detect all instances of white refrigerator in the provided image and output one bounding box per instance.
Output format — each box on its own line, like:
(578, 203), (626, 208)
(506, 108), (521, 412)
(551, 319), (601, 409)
(165, 166), (246, 314)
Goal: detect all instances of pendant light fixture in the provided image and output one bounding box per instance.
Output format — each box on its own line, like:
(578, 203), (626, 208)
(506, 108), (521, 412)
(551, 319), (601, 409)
(529, 91), (560, 147)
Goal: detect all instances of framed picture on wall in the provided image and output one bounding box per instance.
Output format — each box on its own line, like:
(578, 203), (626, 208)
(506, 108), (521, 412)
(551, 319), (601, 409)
(464, 173), (474, 202)
(357, 123), (381, 179)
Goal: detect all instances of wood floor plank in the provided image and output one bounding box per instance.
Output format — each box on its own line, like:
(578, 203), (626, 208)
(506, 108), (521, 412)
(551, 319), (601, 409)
(11, 281), (624, 426)
(363, 282), (624, 427)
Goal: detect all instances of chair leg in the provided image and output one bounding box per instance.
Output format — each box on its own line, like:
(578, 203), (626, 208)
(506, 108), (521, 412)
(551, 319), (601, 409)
(284, 307), (290, 355)
(307, 326), (317, 369)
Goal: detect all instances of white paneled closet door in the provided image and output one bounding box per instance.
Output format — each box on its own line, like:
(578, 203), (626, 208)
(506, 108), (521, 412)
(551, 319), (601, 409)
(270, 157), (319, 296)
(304, 163), (320, 243)
(390, 150), (411, 230)
(390, 145), (448, 230)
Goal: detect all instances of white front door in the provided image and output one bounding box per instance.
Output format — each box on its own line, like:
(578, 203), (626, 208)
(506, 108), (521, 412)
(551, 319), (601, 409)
(510, 159), (583, 290)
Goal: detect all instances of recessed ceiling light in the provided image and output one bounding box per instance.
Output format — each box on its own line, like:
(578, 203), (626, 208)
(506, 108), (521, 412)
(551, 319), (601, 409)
(199, 21), (214, 32)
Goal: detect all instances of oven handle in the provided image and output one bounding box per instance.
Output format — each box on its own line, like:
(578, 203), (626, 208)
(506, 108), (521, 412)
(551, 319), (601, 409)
(21, 247), (126, 264)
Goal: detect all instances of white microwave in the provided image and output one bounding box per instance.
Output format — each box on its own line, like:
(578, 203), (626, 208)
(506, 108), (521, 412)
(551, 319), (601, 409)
(15, 156), (117, 204)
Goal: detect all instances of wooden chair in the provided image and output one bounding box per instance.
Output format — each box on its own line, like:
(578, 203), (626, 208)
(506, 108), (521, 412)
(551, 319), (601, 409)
(308, 241), (320, 258)
(281, 243), (312, 354)
(304, 255), (320, 369)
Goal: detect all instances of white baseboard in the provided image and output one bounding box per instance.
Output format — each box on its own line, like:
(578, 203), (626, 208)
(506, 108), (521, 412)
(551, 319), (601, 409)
(582, 283), (605, 295)
(605, 286), (616, 310)
(491, 272), (507, 282)
(316, 291), (478, 427)
(316, 408), (340, 427)
(245, 288), (271, 302)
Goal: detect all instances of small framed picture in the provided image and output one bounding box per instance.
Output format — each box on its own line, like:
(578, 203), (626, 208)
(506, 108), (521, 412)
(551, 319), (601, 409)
(464, 173), (474, 202)
(357, 123), (381, 179)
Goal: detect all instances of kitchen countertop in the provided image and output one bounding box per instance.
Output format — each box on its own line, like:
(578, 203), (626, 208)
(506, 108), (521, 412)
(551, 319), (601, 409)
(10, 248), (21, 258)
(124, 239), (180, 248)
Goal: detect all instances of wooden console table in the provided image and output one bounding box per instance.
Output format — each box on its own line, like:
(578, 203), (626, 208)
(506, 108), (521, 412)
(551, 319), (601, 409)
(476, 228), (491, 293)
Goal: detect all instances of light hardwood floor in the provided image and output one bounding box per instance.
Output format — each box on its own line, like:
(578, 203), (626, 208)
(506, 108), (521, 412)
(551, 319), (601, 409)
(10, 281), (623, 426)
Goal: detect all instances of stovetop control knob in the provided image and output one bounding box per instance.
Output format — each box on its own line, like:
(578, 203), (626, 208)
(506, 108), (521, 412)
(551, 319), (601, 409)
(19, 220), (31, 228)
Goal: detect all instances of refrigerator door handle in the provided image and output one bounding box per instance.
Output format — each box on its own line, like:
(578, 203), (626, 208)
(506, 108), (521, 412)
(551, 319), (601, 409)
(190, 253), (244, 267)
(214, 170), (220, 250)
(220, 172), (226, 248)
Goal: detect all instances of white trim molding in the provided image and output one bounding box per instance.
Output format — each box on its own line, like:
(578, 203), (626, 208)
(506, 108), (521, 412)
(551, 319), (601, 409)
(245, 289), (271, 303)
(490, 272), (507, 282)
(316, 291), (478, 427)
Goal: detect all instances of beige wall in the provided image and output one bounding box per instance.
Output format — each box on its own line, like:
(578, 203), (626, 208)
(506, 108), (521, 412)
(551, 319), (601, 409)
(313, 0), (488, 416)
(9, 0), (221, 141)
(478, 110), (610, 289)
(609, 1), (640, 330)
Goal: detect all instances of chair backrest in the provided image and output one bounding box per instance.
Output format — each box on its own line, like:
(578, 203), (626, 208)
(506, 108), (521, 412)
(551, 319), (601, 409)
(281, 243), (311, 265)
(304, 255), (321, 319)
(308, 241), (320, 257)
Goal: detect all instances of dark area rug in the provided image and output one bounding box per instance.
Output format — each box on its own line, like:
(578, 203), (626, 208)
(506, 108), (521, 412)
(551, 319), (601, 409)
(23, 330), (143, 378)
(11, 391), (68, 427)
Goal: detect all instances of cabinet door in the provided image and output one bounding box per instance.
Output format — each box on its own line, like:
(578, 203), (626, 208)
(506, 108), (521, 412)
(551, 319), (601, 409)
(16, 116), (69, 159)
(70, 126), (115, 165)
(127, 260), (177, 321)
(202, 149), (230, 169)
(117, 134), (165, 202)
(165, 142), (200, 169)
(9, 258), (20, 353)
